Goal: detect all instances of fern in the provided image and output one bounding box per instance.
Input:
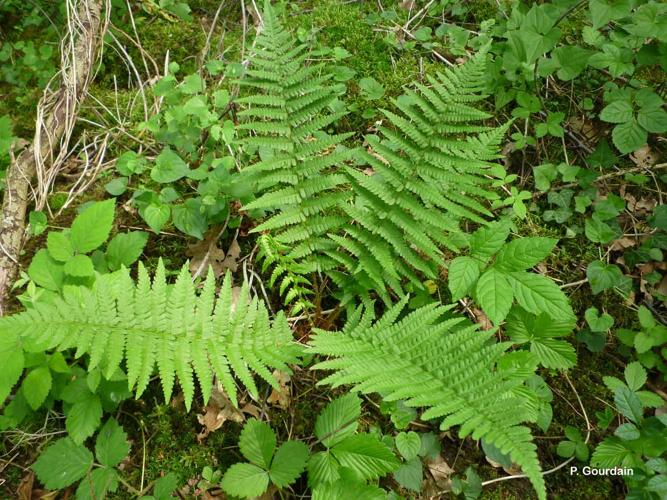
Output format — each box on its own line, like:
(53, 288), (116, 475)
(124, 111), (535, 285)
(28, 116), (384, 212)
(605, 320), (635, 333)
(329, 48), (509, 297)
(237, 1), (354, 278)
(309, 298), (546, 500)
(0, 261), (301, 410)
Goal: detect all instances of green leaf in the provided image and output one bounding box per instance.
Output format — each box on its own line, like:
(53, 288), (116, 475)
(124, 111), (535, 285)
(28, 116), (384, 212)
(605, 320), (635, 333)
(556, 440), (575, 458)
(95, 418), (130, 467)
(220, 463), (269, 498)
(494, 237), (557, 272)
(469, 222), (510, 261)
(638, 107), (667, 133)
(586, 261), (623, 294)
(624, 362), (647, 392)
(393, 457), (423, 492)
(589, 0), (632, 29)
(448, 256), (480, 301)
(584, 216), (618, 244)
(599, 100), (633, 124)
(307, 451), (340, 487)
(152, 472), (179, 500)
(591, 437), (631, 467)
(533, 164), (558, 192)
(312, 479), (386, 500)
(239, 419), (276, 469)
(29, 211), (48, 236)
(105, 232), (149, 271)
(32, 438), (93, 489)
(172, 200), (207, 239)
(105, 177), (128, 196)
(638, 306), (656, 329)
(506, 272), (574, 321)
(22, 365), (52, 410)
(612, 120), (647, 154)
(115, 151), (146, 176)
(151, 149), (189, 183)
(269, 440), (309, 488)
(141, 202), (170, 233)
(358, 77), (385, 100)
(331, 434), (399, 481)
(71, 200), (115, 253)
(476, 269), (513, 325)
(314, 393), (360, 448)
(64, 254), (95, 278)
(0, 332), (24, 405)
(614, 387), (643, 423)
(395, 431), (421, 460)
(75, 467), (119, 500)
(47, 232), (74, 262)
(28, 249), (64, 291)
(614, 422), (640, 441)
(66, 395), (103, 444)
(553, 46), (593, 80)
(584, 307), (614, 332)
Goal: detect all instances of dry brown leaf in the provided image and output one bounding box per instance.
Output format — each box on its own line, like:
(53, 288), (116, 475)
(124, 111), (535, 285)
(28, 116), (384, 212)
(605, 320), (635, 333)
(472, 307), (493, 331)
(267, 370), (291, 409)
(197, 383), (246, 442)
(611, 236), (636, 251)
(630, 145), (658, 167)
(17, 472), (34, 500)
(656, 275), (667, 297)
(426, 454), (454, 488)
(220, 238), (241, 273)
(187, 227), (226, 278)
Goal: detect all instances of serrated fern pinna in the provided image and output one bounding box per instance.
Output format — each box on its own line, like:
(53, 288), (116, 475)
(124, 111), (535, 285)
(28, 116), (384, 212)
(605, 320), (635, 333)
(309, 298), (546, 500)
(0, 261), (301, 410)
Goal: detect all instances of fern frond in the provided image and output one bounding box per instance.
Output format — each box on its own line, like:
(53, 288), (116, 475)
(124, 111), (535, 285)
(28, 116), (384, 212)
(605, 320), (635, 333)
(0, 261), (302, 410)
(309, 299), (546, 500)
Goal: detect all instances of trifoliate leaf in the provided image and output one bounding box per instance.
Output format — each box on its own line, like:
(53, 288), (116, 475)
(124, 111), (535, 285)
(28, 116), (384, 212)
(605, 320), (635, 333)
(71, 200), (115, 253)
(269, 440), (309, 487)
(506, 272), (574, 321)
(239, 419), (276, 469)
(95, 418), (130, 467)
(32, 438), (93, 489)
(314, 393), (360, 448)
(220, 463), (269, 498)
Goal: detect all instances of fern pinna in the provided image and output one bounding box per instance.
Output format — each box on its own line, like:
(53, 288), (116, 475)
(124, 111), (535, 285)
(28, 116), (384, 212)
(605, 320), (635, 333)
(0, 261), (301, 410)
(309, 298), (546, 500)
(236, 1), (354, 301)
(328, 47), (509, 298)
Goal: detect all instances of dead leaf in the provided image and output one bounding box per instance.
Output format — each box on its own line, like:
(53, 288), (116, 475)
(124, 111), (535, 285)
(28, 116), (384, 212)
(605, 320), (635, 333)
(611, 236), (636, 251)
(267, 370), (291, 409)
(426, 454), (454, 488)
(472, 308), (493, 331)
(220, 238), (241, 273)
(187, 227), (226, 278)
(17, 472), (34, 500)
(656, 275), (667, 297)
(197, 383), (246, 442)
(630, 145), (658, 167)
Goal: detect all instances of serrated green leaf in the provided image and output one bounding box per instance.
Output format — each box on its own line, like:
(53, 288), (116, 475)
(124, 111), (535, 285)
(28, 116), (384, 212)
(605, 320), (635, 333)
(638, 107), (667, 133)
(476, 269), (513, 324)
(599, 100), (633, 124)
(95, 418), (130, 467)
(315, 393), (360, 448)
(66, 395), (102, 444)
(32, 438), (93, 489)
(494, 237), (557, 272)
(469, 222), (510, 262)
(614, 387), (643, 423)
(105, 232), (149, 271)
(151, 149), (189, 183)
(614, 422), (640, 441)
(624, 362), (647, 392)
(75, 467), (119, 500)
(47, 232), (74, 262)
(269, 440), (309, 487)
(0, 332), (24, 405)
(590, 437), (631, 468)
(22, 365), (52, 410)
(307, 451), (340, 488)
(239, 419), (276, 469)
(64, 254), (95, 278)
(70, 200), (115, 254)
(448, 256), (480, 301)
(141, 202), (170, 233)
(612, 120), (647, 154)
(28, 249), (64, 291)
(584, 307), (614, 332)
(506, 272), (574, 321)
(331, 434), (399, 481)
(220, 463), (269, 498)
(586, 261), (623, 294)
(393, 457), (423, 491)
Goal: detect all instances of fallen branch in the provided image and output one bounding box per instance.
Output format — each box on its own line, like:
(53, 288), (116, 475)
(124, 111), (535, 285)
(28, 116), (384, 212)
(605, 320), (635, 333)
(0, 0), (108, 314)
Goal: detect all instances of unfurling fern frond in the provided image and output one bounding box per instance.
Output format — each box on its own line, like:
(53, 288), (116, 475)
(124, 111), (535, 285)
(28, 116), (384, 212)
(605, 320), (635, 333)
(309, 298), (546, 500)
(237, 0), (353, 274)
(0, 261), (301, 410)
(332, 48), (509, 296)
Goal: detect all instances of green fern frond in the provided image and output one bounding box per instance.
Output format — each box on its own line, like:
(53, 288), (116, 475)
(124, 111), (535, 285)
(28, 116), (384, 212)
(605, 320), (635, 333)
(309, 299), (546, 500)
(332, 47), (508, 296)
(0, 261), (301, 410)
